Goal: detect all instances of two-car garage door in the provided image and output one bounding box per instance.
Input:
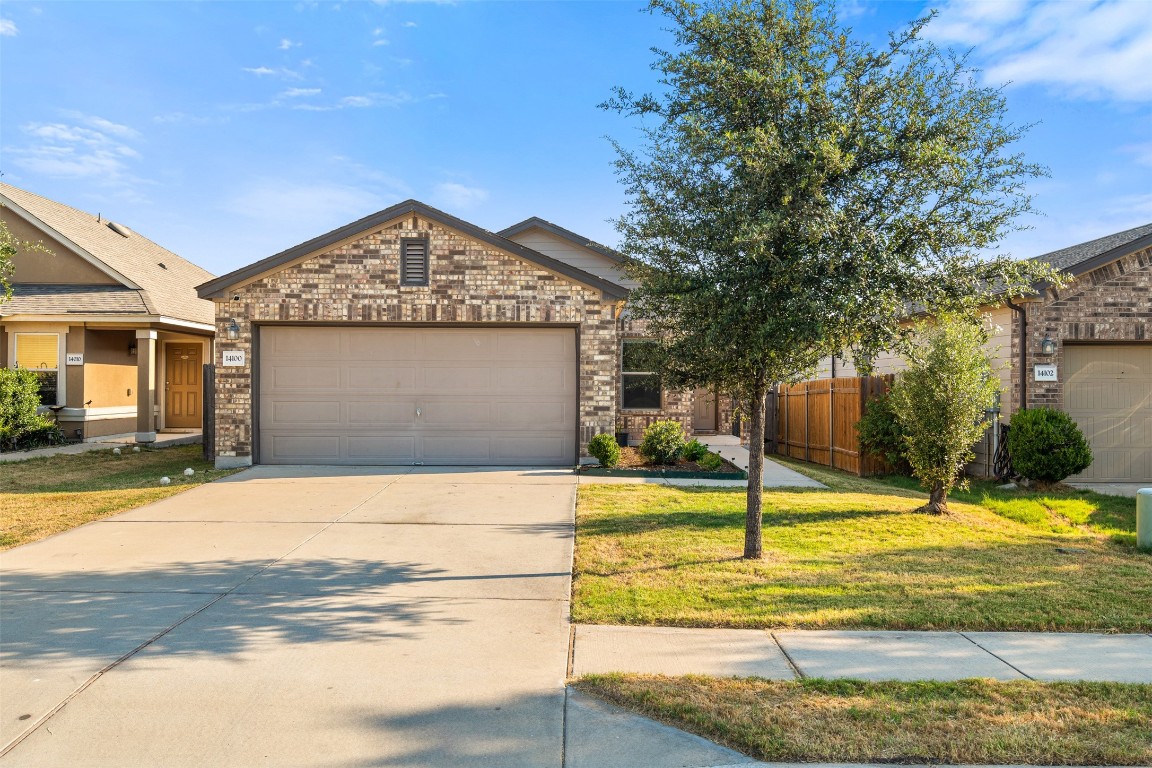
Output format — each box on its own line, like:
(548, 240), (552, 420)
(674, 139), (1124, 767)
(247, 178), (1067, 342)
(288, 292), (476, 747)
(258, 326), (577, 465)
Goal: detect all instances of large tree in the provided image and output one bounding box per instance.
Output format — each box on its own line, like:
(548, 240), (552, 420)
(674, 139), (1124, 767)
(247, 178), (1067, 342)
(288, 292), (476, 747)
(604, 0), (1058, 558)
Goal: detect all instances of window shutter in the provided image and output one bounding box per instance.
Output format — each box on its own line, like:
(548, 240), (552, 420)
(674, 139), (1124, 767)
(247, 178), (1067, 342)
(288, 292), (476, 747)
(401, 238), (429, 285)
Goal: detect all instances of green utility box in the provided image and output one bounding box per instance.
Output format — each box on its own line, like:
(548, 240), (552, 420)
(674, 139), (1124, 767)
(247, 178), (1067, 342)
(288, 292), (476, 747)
(1138, 489), (1152, 551)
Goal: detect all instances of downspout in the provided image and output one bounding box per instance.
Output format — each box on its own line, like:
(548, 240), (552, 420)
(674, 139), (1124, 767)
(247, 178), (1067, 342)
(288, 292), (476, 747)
(1005, 297), (1027, 411)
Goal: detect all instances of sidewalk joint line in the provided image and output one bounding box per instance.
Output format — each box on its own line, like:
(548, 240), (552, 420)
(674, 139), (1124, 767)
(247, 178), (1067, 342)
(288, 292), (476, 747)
(770, 631), (806, 680)
(959, 632), (1034, 680)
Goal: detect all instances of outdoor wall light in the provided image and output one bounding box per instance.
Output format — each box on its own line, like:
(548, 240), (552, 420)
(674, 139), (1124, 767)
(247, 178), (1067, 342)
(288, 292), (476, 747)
(226, 319), (240, 341)
(1039, 334), (1057, 355)
(128, 342), (137, 357)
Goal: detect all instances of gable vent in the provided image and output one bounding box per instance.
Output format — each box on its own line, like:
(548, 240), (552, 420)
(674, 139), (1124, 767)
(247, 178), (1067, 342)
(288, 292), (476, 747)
(400, 237), (429, 286)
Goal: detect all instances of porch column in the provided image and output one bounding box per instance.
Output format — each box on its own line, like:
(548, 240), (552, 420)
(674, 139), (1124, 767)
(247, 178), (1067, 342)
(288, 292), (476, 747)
(135, 329), (158, 443)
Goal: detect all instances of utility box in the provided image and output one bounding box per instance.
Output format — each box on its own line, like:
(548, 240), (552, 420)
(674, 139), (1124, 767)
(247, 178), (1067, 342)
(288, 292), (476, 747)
(1138, 489), (1152, 551)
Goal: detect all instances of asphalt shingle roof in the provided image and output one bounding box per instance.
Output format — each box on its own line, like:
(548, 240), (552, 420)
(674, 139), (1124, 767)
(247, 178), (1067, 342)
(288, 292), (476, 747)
(1033, 222), (1152, 272)
(1, 182), (215, 325)
(3, 284), (151, 316)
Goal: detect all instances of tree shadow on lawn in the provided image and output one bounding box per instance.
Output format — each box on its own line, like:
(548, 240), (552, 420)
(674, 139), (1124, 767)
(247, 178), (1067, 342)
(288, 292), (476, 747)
(579, 507), (905, 536)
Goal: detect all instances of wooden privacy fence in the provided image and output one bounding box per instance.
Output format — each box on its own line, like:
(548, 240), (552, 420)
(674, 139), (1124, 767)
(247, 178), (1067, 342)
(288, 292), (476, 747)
(774, 375), (892, 476)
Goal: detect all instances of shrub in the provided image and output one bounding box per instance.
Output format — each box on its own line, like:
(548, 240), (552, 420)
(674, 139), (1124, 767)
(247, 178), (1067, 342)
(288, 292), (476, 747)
(1008, 407), (1092, 486)
(639, 420), (686, 465)
(698, 451), (724, 471)
(856, 391), (911, 474)
(588, 432), (622, 468)
(0, 368), (63, 451)
(682, 438), (709, 462)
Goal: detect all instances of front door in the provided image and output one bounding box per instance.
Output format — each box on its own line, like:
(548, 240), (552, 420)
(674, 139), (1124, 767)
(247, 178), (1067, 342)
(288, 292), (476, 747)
(165, 344), (202, 429)
(692, 387), (717, 432)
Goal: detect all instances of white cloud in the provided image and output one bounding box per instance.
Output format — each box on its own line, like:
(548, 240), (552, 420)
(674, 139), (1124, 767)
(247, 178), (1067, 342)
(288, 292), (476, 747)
(402, 21), (418, 28)
(372, 26), (389, 45)
(243, 66), (301, 79)
(1122, 142), (1152, 168)
(278, 38), (300, 50)
(281, 87), (322, 98)
(372, 38), (390, 46)
(7, 114), (146, 192)
(288, 91), (444, 111)
(433, 182), (488, 209)
(928, 0), (1152, 101)
(0, 18), (17, 35)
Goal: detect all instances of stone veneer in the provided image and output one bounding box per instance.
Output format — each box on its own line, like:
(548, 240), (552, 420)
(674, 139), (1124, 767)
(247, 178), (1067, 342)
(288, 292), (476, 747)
(1012, 244), (1152, 410)
(213, 214), (619, 465)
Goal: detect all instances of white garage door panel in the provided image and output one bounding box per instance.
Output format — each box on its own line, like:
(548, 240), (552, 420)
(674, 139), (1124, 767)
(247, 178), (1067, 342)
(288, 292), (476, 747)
(259, 326), (577, 465)
(1065, 344), (1152, 482)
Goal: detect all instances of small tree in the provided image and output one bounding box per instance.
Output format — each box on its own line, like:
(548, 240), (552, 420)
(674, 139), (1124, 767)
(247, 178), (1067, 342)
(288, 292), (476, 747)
(888, 315), (999, 514)
(1, 214), (52, 301)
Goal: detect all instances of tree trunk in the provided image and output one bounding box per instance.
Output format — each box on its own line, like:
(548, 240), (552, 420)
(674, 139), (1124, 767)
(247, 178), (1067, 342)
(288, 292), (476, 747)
(744, 377), (768, 559)
(919, 481), (948, 515)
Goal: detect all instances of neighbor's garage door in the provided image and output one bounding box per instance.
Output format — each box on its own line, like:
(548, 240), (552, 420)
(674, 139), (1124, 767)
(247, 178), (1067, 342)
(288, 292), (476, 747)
(259, 326), (577, 465)
(1064, 344), (1152, 482)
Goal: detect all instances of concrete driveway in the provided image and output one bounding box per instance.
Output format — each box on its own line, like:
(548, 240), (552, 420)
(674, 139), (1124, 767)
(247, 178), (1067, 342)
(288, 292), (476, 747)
(0, 466), (576, 767)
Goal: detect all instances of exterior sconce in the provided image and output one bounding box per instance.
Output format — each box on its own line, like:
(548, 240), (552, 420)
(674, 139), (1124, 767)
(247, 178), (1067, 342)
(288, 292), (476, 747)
(1039, 334), (1057, 355)
(128, 342), (137, 357)
(226, 319), (240, 341)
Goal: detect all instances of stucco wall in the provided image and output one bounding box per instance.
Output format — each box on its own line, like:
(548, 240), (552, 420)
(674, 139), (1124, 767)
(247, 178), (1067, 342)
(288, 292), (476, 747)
(212, 214), (619, 464)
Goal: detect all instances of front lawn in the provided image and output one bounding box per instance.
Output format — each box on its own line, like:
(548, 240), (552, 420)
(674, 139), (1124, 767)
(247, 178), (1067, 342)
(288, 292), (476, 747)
(1, 445), (238, 550)
(573, 465), (1151, 631)
(575, 675), (1152, 766)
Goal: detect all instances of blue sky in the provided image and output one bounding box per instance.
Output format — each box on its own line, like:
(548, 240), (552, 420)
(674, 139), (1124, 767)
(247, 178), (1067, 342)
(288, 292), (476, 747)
(1, 1), (1149, 278)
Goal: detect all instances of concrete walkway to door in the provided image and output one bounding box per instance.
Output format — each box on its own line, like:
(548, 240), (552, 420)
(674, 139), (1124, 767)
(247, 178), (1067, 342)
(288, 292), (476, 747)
(0, 465), (576, 767)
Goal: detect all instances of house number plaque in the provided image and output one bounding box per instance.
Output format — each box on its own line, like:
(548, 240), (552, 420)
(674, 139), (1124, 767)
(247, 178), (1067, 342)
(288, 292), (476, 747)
(222, 350), (246, 367)
(1034, 364), (1057, 382)
(66, 354), (84, 366)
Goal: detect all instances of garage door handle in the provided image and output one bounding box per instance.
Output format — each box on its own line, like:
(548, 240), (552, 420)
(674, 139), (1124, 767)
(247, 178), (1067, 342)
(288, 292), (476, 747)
(416, 407), (421, 418)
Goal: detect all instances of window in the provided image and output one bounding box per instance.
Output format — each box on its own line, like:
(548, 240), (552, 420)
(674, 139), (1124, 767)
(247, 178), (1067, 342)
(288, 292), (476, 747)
(621, 340), (661, 410)
(400, 237), (429, 286)
(15, 333), (60, 406)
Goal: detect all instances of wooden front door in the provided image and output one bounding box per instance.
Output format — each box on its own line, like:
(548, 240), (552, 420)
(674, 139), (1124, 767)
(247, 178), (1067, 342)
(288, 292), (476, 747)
(692, 387), (717, 432)
(165, 344), (202, 429)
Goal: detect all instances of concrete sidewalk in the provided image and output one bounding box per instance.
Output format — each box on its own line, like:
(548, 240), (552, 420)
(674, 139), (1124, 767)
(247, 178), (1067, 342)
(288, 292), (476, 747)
(702, 436), (827, 489)
(0, 431), (201, 463)
(572, 624), (1152, 683)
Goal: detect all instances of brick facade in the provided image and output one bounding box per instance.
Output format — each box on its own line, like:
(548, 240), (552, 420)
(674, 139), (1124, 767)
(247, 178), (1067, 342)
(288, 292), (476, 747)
(1011, 244), (1152, 410)
(212, 214), (619, 464)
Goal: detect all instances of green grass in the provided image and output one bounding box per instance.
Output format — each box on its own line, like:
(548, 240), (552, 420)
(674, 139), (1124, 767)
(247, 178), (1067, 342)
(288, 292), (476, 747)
(1, 445), (239, 550)
(575, 675), (1152, 766)
(573, 461), (1151, 631)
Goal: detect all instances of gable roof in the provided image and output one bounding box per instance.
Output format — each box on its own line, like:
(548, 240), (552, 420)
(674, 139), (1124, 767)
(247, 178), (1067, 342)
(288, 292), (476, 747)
(498, 217), (626, 264)
(0, 182), (215, 325)
(196, 199), (629, 300)
(1034, 222), (1152, 276)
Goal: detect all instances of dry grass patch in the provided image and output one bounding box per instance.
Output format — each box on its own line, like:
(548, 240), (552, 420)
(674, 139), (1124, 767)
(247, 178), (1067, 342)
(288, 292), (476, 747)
(574, 475), (1152, 630)
(575, 675), (1152, 766)
(1, 445), (238, 549)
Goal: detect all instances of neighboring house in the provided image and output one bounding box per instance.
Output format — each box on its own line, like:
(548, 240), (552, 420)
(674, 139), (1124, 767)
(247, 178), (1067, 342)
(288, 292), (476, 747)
(813, 223), (1152, 483)
(0, 182), (216, 443)
(197, 200), (730, 468)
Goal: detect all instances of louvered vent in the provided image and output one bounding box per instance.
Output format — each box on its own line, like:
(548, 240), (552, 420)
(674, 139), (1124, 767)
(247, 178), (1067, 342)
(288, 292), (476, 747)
(400, 238), (429, 286)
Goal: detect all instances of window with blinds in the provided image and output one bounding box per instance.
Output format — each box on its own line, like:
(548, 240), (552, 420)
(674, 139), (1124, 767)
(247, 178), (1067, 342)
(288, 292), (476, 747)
(400, 237), (429, 286)
(15, 333), (60, 406)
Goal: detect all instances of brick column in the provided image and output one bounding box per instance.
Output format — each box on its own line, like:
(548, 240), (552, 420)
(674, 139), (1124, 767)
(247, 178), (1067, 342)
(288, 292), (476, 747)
(135, 329), (157, 443)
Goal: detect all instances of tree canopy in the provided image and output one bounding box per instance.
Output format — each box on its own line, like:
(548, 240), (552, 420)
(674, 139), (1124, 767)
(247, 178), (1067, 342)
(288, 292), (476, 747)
(604, 0), (1059, 558)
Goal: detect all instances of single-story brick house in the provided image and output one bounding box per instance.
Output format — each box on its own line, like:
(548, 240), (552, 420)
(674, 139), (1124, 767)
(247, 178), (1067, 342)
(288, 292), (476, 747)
(814, 223), (1152, 483)
(1, 182), (216, 442)
(197, 200), (731, 468)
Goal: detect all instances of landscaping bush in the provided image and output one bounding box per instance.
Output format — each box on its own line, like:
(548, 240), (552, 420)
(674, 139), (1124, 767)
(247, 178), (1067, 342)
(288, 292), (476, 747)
(698, 451), (724, 471)
(639, 420), (686, 465)
(588, 432), (622, 468)
(0, 368), (63, 451)
(1008, 407), (1092, 486)
(682, 438), (709, 462)
(856, 391), (911, 474)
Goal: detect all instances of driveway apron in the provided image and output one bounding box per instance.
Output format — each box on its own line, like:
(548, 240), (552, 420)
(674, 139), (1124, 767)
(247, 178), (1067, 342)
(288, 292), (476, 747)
(0, 466), (576, 767)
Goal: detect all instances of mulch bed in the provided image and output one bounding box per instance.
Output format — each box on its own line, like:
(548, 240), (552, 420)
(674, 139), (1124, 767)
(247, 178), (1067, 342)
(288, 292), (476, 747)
(581, 447), (745, 477)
